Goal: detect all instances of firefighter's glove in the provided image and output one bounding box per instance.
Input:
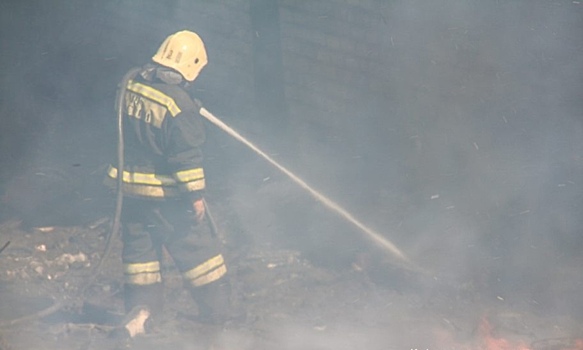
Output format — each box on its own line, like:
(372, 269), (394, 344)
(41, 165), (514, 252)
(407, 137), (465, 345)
(194, 98), (203, 112)
(193, 198), (206, 223)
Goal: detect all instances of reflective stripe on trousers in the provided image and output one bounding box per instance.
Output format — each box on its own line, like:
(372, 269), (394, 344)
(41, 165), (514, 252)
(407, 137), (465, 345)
(124, 261), (162, 285)
(182, 254), (227, 287)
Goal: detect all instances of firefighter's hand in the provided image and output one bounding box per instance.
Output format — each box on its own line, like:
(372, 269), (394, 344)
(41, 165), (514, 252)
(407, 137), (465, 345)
(194, 98), (203, 112)
(193, 198), (205, 223)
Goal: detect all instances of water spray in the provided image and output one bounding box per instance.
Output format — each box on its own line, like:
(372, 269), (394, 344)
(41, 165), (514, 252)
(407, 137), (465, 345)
(199, 107), (418, 270)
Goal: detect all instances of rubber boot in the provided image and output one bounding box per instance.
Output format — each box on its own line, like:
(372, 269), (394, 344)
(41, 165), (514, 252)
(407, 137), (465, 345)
(124, 282), (164, 316)
(189, 278), (233, 325)
(118, 283), (164, 338)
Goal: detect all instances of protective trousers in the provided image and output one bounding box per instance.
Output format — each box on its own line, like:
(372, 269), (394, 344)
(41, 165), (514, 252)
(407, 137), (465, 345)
(121, 197), (230, 323)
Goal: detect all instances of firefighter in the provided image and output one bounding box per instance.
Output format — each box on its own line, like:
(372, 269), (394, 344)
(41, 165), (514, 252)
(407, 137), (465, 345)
(104, 30), (231, 337)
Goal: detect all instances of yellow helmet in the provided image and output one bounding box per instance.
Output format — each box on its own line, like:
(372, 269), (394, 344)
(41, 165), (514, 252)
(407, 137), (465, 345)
(152, 30), (208, 82)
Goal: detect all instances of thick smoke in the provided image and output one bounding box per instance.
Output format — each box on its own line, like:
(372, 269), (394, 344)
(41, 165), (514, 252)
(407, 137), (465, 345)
(0, 0), (581, 348)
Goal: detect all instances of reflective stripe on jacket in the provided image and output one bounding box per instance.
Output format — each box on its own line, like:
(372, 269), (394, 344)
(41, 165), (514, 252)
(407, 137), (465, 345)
(105, 165), (205, 199)
(105, 67), (206, 200)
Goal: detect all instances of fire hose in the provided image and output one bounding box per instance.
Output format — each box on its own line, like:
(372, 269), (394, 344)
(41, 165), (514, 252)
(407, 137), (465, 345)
(0, 78), (417, 330)
(0, 67), (141, 329)
(198, 107), (420, 272)
(94, 67), (142, 281)
(0, 241), (9, 255)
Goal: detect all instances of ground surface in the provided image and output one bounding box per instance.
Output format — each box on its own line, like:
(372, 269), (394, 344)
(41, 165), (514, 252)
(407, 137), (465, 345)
(1, 197), (582, 350)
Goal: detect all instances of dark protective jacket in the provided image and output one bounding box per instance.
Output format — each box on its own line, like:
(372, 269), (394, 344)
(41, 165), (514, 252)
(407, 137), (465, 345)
(105, 66), (206, 201)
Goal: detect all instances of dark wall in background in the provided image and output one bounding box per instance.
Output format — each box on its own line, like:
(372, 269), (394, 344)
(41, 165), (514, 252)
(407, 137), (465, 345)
(250, 0), (288, 140)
